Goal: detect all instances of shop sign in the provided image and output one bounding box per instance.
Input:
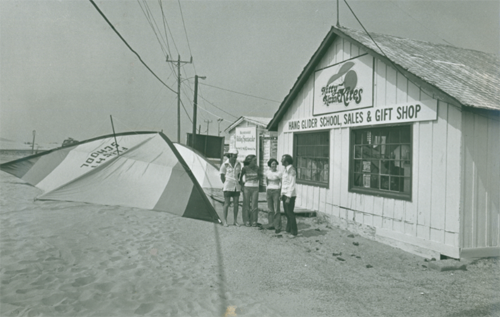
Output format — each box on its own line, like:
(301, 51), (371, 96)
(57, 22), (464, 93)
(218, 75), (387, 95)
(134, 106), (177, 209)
(284, 100), (438, 133)
(235, 126), (257, 162)
(313, 54), (373, 115)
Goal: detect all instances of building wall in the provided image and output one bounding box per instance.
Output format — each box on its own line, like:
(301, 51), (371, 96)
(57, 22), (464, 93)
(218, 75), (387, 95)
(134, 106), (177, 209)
(277, 37), (465, 258)
(461, 110), (500, 257)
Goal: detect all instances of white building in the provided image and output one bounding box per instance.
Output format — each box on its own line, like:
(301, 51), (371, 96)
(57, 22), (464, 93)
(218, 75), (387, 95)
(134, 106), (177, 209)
(267, 26), (500, 259)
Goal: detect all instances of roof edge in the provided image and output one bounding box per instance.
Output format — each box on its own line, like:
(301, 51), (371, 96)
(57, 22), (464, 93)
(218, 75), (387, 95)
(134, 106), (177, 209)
(267, 26), (499, 131)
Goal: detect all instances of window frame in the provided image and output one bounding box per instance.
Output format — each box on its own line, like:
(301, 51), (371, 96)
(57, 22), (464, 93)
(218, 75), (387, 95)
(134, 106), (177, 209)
(348, 124), (413, 201)
(293, 130), (330, 188)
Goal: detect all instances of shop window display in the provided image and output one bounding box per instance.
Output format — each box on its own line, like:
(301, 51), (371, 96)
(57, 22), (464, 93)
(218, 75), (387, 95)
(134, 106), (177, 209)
(294, 131), (329, 187)
(350, 125), (412, 200)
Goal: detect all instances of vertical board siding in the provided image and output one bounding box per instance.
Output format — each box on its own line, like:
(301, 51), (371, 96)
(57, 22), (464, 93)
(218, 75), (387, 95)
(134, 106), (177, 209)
(417, 121), (433, 241)
(462, 111), (475, 248)
(276, 37), (466, 257)
(474, 114), (488, 247)
(445, 105), (462, 235)
(487, 119), (500, 247)
(461, 111), (500, 249)
(430, 102), (448, 243)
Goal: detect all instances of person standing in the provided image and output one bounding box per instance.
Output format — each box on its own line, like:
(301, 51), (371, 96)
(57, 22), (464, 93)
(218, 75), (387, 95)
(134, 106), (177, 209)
(220, 149), (242, 227)
(264, 158), (282, 232)
(240, 154), (261, 227)
(281, 154), (298, 238)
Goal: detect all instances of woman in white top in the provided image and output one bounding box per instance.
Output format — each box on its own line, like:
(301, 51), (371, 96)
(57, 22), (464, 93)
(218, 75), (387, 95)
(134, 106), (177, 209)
(264, 158), (282, 232)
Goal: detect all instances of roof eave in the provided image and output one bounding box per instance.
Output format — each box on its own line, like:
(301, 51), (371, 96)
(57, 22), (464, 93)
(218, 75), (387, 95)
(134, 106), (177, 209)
(267, 26), (484, 131)
(267, 27), (338, 131)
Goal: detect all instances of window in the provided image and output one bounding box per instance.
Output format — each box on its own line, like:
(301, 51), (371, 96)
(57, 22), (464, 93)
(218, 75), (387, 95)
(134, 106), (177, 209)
(350, 125), (412, 200)
(294, 131), (329, 187)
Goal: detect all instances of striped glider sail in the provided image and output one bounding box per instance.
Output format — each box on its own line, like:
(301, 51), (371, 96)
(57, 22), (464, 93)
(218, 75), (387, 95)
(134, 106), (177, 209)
(0, 132), (221, 224)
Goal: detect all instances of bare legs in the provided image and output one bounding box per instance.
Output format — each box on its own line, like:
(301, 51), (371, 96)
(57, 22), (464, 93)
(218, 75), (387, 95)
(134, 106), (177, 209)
(223, 195), (240, 227)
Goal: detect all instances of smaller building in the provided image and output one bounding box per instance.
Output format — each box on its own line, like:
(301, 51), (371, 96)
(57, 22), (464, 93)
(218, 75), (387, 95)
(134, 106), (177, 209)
(225, 116), (278, 189)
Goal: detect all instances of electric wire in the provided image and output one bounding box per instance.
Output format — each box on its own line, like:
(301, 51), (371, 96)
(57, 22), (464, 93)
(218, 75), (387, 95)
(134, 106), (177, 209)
(342, 0), (434, 99)
(387, 0), (455, 47)
(158, 0), (173, 57)
(137, 0), (168, 57)
(198, 93), (239, 119)
(137, 0), (177, 79)
(199, 83), (281, 103)
(88, 0), (176, 94)
(180, 81), (228, 123)
(177, 0), (195, 74)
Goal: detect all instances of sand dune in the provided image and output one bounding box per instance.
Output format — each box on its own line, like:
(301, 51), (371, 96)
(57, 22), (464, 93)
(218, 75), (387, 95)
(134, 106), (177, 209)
(1, 154), (499, 317)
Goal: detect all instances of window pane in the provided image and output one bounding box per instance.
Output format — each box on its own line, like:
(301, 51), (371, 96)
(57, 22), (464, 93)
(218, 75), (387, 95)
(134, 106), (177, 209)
(354, 146), (362, 158)
(350, 125), (412, 197)
(323, 162), (329, 182)
(294, 132), (329, 185)
(380, 175), (390, 190)
(390, 176), (401, 191)
(401, 127), (411, 143)
(390, 162), (402, 176)
(354, 173), (363, 186)
(388, 129), (399, 143)
(370, 174), (379, 189)
(354, 131), (362, 144)
(361, 145), (372, 158)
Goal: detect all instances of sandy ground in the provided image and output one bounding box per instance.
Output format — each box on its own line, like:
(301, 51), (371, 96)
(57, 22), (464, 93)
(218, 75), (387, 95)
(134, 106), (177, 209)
(0, 153), (499, 317)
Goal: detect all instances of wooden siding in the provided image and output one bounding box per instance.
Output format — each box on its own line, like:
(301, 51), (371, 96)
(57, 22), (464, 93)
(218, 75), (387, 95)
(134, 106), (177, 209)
(277, 37), (464, 257)
(461, 111), (500, 249)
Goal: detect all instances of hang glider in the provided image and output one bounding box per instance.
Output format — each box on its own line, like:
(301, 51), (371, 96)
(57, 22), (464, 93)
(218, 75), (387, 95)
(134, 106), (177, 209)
(0, 132), (222, 224)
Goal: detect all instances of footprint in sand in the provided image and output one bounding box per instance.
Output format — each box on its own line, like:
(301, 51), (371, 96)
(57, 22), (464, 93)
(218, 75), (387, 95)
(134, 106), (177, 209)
(71, 276), (96, 287)
(94, 282), (114, 292)
(134, 303), (155, 315)
(41, 293), (66, 306)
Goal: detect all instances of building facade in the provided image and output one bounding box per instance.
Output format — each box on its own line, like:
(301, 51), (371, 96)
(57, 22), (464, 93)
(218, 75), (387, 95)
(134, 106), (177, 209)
(268, 27), (500, 259)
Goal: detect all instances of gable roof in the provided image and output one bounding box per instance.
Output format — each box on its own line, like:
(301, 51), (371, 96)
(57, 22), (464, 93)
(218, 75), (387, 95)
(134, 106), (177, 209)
(268, 26), (500, 131)
(225, 116), (272, 132)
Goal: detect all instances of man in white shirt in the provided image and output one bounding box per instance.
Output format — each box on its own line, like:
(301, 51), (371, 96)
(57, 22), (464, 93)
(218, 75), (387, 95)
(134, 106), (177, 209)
(220, 149), (242, 227)
(281, 154), (298, 237)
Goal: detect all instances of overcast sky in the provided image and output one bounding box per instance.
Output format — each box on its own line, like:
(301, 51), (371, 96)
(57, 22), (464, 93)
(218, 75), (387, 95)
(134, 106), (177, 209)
(1, 0), (498, 144)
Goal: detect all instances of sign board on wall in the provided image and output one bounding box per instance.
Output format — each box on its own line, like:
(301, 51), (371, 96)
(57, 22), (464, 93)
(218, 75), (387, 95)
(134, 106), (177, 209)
(284, 100), (438, 133)
(235, 126), (258, 163)
(313, 54), (373, 115)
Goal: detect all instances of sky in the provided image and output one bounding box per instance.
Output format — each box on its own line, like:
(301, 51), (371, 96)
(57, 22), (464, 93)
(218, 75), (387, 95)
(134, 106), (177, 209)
(0, 0), (498, 145)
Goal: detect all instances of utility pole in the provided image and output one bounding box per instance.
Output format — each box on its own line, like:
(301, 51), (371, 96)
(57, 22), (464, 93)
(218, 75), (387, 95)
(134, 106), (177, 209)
(204, 119), (212, 135)
(217, 118), (223, 136)
(192, 75), (206, 147)
(166, 55), (192, 143)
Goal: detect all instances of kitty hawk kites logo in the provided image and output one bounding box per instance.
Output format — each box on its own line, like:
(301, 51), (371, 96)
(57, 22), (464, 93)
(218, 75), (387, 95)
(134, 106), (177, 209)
(321, 61), (363, 107)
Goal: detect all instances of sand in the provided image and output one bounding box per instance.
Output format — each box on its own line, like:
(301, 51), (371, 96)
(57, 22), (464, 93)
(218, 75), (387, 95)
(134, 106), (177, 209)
(1, 153), (499, 317)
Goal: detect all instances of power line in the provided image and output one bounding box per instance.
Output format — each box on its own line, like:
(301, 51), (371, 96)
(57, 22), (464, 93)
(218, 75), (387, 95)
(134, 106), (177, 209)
(387, 0), (455, 47)
(88, 0), (176, 94)
(342, 0), (434, 100)
(198, 93), (239, 119)
(199, 83), (281, 103)
(342, 0), (389, 63)
(137, 0), (168, 57)
(177, 0), (193, 59)
(158, 0), (173, 57)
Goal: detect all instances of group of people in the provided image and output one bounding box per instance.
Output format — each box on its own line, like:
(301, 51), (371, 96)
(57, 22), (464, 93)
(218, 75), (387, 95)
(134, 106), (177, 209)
(219, 149), (298, 238)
